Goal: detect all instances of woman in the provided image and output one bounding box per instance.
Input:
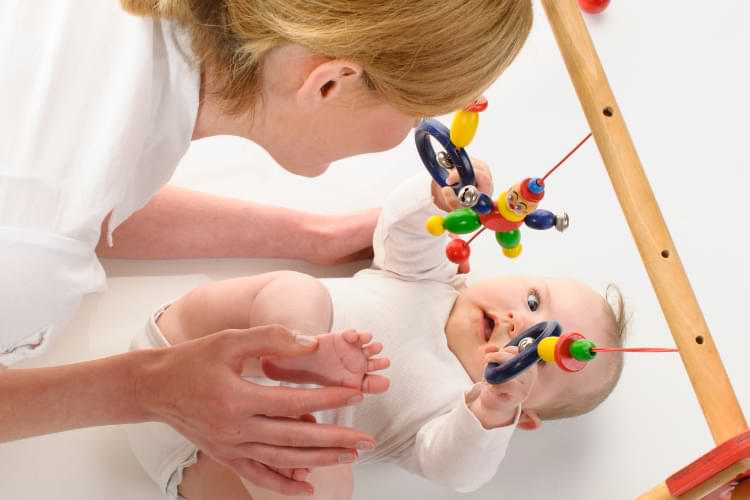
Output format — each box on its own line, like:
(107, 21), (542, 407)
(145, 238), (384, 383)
(0, 0), (532, 495)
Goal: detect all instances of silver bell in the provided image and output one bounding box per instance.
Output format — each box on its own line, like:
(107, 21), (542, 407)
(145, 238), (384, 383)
(437, 151), (455, 169)
(457, 185), (480, 208)
(555, 212), (570, 232)
(518, 337), (534, 351)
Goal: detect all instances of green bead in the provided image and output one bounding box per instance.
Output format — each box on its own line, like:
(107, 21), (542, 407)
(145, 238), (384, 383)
(570, 339), (597, 361)
(495, 229), (521, 249)
(443, 208), (481, 234)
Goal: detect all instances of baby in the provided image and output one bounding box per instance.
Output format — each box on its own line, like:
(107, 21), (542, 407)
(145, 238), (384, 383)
(127, 167), (626, 500)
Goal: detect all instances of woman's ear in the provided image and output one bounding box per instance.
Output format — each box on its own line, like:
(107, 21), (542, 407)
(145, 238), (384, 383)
(517, 408), (542, 431)
(297, 59), (364, 106)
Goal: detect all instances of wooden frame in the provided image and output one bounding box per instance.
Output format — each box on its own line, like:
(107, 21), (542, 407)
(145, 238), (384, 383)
(539, 0), (747, 497)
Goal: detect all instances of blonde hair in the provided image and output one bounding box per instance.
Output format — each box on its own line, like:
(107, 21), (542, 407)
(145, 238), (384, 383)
(536, 284), (628, 421)
(120, 0), (533, 116)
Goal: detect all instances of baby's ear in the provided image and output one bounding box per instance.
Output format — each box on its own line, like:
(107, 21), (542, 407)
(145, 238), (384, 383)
(517, 409), (542, 431)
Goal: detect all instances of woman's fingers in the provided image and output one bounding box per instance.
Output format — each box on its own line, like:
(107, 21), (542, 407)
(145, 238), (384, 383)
(236, 443), (358, 469)
(250, 383), (364, 417)
(246, 415), (375, 450)
(214, 326), (321, 369)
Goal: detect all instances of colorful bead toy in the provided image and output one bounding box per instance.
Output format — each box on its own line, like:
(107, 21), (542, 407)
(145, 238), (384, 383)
(484, 321), (678, 385)
(578, 0), (611, 14)
(415, 97), (581, 265)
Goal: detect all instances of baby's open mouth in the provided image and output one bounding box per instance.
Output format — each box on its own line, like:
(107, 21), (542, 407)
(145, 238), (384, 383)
(483, 313), (495, 342)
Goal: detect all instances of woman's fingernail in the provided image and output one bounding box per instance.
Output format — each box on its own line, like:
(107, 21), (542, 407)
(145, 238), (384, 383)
(338, 453), (357, 464)
(348, 395), (363, 405)
(295, 335), (318, 347)
(356, 441), (375, 450)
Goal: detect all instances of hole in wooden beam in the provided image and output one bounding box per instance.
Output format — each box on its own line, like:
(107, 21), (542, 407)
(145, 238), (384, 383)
(603, 106), (614, 117)
(661, 249), (670, 258)
(695, 336), (704, 345)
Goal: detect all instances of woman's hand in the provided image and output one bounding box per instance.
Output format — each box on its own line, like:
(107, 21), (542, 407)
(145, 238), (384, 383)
(137, 325), (374, 496)
(305, 208), (380, 265)
(432, 156), (494, 212)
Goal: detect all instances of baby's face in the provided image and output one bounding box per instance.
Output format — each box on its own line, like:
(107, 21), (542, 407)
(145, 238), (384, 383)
(445, 276), (618, 411)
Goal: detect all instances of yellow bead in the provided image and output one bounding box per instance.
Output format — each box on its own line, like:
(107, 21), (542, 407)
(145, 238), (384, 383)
(496, 192), (526, 222)
(502, 243), (523, 258)
(450, 111), (479, 148)
(425, 215), (446, 236)
(538, 337), (559, 363)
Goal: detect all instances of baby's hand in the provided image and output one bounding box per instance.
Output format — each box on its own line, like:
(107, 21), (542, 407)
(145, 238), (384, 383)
(469, 346), (537, 429)
(432, 157), (494, 212)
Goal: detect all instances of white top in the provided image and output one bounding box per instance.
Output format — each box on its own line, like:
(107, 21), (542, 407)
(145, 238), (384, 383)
(320, 174), (518, 492)
(0, 0), (200, 365)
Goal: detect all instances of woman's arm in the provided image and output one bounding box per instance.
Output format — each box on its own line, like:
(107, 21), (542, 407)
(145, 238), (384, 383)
(96, 185), (377, 264)
(0, 350), (152, 442)
(0, 326), (372, 495)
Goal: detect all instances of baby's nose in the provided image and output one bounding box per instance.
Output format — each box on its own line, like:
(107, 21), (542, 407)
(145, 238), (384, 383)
(505, 310), (530, 338)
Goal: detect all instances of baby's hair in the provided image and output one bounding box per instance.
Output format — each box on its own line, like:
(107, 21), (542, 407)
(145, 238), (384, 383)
(120, 0), (533, 116)
(536, 283), (628, 420)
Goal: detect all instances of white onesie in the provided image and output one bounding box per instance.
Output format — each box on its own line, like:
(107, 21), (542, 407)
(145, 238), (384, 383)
(128, 174), (517, 498)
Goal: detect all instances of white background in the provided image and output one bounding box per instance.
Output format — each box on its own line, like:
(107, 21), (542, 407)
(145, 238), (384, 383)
(2, 1), (749, 499)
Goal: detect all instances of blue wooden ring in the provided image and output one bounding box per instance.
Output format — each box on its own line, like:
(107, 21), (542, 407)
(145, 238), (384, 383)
(415, 118), (476, 193)
(484, 320), (562, 385)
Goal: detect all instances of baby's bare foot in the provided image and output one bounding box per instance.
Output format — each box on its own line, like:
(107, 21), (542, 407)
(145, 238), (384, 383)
(261, 330), (390, 394)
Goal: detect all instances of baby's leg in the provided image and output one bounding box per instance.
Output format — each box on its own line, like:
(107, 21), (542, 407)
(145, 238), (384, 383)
(180, 455), (353, 500)
(159, 271), (388, 392)
(156, 271), (379, 500)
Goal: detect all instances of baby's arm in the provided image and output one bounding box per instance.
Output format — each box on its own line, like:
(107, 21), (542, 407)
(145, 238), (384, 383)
(395, 392), (519, 493)
(372, 159), (492, 282)
(396, 347), (536, 492)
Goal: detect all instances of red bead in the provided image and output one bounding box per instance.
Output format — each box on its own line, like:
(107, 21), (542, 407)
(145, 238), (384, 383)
(554, 332), (588, 372)
(479, 211), (524, 233)
(464, 96), (488, 113)
(578, 0), (610, 14)
(446, 239), (471, 264)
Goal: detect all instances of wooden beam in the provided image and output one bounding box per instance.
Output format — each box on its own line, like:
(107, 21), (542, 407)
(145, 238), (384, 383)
(539, 0), (746, 446)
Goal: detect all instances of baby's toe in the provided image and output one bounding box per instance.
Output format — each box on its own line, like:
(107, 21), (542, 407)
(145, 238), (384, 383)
(357, 332), (373, 346)
(341, 330), (360, 344)
(365, 342), (383, 356)
(363, 374), (390, 394)
(367, 357), (390, 372)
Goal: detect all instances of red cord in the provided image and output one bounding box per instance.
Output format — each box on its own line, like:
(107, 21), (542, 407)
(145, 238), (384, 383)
(542, 132), (593, 181)
(466, 227), (487, 245)
(591, 347), (678, 353)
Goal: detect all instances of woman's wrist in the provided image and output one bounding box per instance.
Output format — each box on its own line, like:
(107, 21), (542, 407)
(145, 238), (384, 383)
(129, 347), (171, 424)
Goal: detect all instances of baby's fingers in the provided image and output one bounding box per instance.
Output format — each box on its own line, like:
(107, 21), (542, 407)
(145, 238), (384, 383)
(485, 346), (519, 364)
(440, 186), (461, 211)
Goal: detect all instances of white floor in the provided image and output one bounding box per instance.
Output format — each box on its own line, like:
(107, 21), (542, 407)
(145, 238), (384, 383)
(3, 1), (750, 499)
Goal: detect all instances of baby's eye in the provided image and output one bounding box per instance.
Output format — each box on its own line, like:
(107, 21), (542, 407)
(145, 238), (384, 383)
(527, 290), (540, 312)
